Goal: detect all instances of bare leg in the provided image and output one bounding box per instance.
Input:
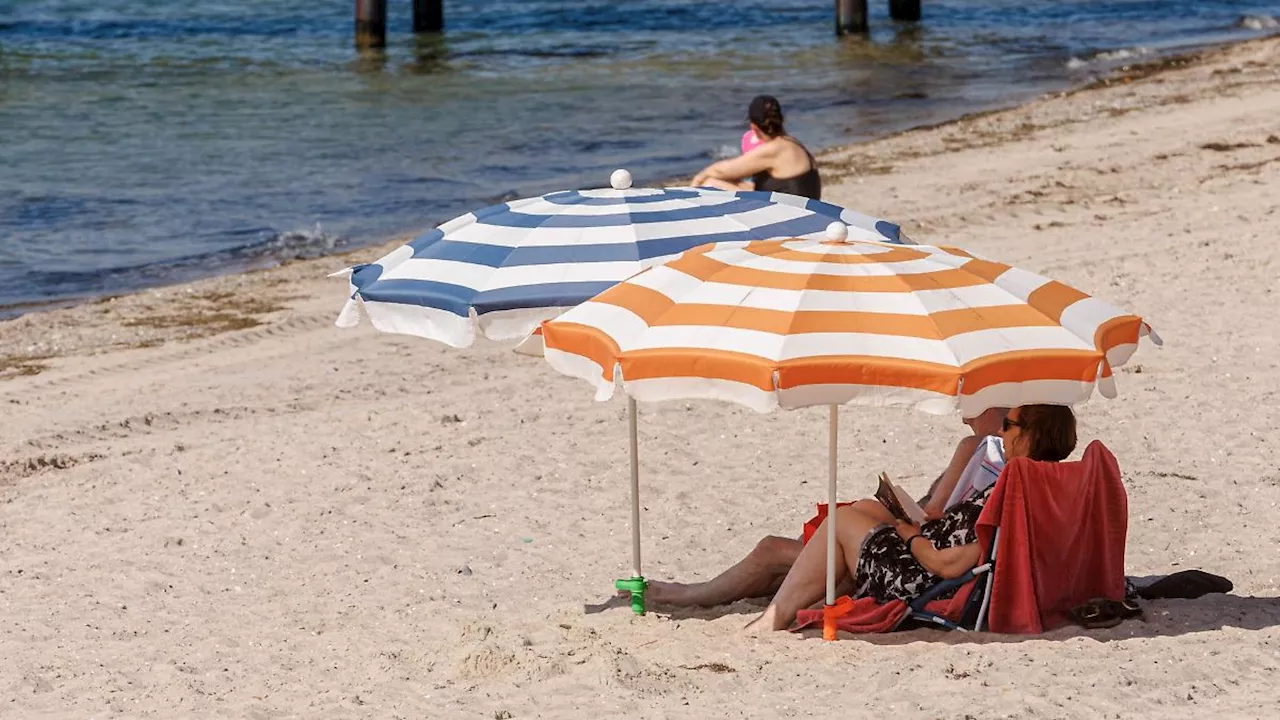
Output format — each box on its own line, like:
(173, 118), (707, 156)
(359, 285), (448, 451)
(745, 506), (885, 632)
(849, 498), (895, 526)
(626, 535), (803, 607)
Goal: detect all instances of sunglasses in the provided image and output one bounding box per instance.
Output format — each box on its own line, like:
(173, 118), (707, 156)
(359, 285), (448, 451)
(1002, 417), (1023, 432)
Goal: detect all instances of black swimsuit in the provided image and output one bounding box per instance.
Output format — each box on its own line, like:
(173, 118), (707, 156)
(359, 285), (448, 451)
(751, 138), (822, 200)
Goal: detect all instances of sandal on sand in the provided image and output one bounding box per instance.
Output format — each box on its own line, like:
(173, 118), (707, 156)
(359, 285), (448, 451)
(1136, 570), (1233, 600)
(1069, 597), (1144, 629)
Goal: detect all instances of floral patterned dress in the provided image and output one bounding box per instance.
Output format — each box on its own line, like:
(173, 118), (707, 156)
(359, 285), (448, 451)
(850, 485), (993, 604)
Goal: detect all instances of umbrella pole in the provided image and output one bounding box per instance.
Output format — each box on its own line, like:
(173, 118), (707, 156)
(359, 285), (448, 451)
(824, 404), (840, 641)
(614, 396), (648, 615)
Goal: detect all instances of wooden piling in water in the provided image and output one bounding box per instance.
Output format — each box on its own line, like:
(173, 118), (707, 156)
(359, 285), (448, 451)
(355, 0), (388, 49)
(413, 0), (444, 33)
(835, 0), (868, 35)
(889, 0), (922, 22)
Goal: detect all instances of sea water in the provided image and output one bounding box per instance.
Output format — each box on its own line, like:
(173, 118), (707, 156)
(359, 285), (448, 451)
(1, 0), (1277, 313)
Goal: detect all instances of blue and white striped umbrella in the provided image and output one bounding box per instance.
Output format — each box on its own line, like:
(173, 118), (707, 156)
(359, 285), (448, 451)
(336, 170), (906, 348)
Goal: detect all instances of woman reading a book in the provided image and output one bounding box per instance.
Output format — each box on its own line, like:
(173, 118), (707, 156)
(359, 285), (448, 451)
(629, 407), (1008, 610)
(745, 404), (1077, 633)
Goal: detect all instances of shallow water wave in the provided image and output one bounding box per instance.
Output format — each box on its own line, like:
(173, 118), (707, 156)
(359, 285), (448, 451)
(1066, 46), (1154, 70)
(1240, 15), (1279, 30)
(2, 0), (1279, 313)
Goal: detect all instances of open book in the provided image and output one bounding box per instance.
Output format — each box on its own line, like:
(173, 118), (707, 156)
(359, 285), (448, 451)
(874, 472), (928, 525)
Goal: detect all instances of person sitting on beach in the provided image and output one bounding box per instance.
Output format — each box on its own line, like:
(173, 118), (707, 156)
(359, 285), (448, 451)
(691, 95), (822, 199)
(636, 407), (1009, 609)
(745, 404), (1077, 633)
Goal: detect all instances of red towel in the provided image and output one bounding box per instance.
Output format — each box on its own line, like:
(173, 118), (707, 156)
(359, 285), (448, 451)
(794, 583), (979, 634)
(979, 440), (1128, 633)
(793, 441), (1127, 635)
(801, 502), (854, 546)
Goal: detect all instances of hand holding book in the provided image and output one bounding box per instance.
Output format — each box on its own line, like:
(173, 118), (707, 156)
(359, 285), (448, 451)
(874, 472), (928, 525)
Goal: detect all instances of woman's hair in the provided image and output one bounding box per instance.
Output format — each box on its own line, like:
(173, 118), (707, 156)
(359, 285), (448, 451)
(748, 95), (786, 138)
(1018, 404), (1077, 462)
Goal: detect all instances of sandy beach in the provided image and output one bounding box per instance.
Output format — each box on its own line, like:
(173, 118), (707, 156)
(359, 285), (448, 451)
(3, 35), (1280, 719)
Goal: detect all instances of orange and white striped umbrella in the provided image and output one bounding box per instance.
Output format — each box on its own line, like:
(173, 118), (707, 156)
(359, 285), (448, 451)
(539, 226), (1160, 416)
(534, 223), (1159, 633)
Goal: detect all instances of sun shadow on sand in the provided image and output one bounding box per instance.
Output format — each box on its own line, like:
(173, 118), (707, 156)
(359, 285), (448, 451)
(584, 595), (767, 619)
(661, 599), (769, 621)
(583, 596), (631, 615)
(586, 594), (1280, 643)
(794, 594), (1280, 644)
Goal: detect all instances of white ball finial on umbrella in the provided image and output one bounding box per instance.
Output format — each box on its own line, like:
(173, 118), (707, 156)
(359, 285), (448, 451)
(825, 222), (849, 243)
(610, 169), (633, 190)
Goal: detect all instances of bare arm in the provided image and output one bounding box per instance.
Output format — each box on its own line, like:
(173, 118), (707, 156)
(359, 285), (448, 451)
(894, 521), (984, 580)
(691, 143), (777, 188)
(697, 177), (752, 192)
(920, 435), (981, 518)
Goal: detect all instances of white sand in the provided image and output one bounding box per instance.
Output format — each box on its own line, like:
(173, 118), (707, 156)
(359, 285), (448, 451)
(3, 37), (1280, 719)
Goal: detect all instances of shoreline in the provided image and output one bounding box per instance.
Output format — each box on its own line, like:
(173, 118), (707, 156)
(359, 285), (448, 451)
(0, 33), (1276, 374)
(3, 33), (1275, 330)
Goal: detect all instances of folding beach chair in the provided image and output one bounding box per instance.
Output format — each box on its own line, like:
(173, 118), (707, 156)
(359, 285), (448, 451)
(795, 440), (1128, 636)
(895, 531), (999, 632)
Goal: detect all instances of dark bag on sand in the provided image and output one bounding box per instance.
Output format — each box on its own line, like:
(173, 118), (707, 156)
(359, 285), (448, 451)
(1134, 569), (1233, 600)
